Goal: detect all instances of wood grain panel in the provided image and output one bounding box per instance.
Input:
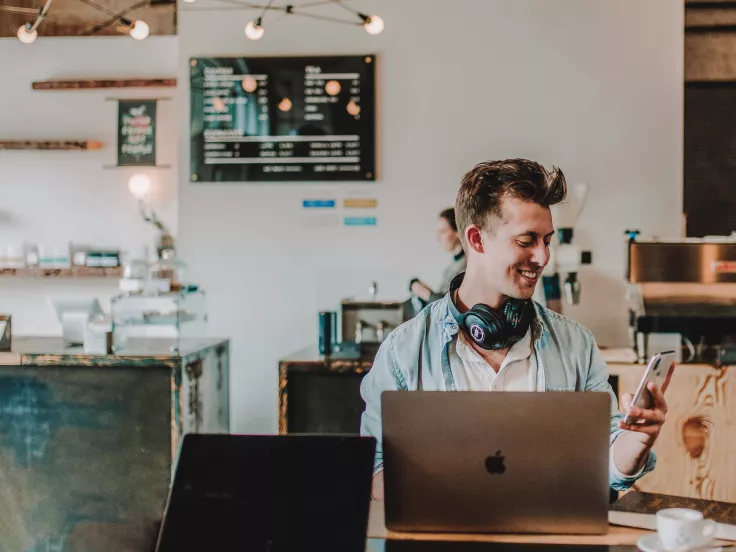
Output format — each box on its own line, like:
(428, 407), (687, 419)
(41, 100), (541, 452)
(0, 140), (102, 150)
(32, 79), (176, 90)
(613, 364), (736, 501)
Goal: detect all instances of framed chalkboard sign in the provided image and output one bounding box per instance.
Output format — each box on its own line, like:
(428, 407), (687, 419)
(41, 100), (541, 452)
(190, 55), (375, 182)
(118, 100), (157, 166)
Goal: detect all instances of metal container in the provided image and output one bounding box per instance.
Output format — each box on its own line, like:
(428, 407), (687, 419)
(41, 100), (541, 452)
(340, 300), (412, 344)
(626, 238), (736, 363)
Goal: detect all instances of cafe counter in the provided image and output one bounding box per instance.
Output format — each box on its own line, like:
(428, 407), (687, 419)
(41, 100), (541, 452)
(0, 336), (230, 552)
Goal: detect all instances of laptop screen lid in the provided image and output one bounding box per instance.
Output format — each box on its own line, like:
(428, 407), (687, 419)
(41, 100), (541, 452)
(381, 391), (610, 535)
(156, 434), (376, 552)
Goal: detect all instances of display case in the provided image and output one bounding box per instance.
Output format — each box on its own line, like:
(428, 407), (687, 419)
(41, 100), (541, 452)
(111, 290), (207, 353)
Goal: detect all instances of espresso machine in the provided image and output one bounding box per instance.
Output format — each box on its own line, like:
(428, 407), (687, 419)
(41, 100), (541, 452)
(333, 281), (413, 359)
(626, 232), (736, 364)
(539, 182), (593, 313)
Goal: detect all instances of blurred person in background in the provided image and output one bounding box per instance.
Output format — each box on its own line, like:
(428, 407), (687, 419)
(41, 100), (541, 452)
(410, 208), (467, 308)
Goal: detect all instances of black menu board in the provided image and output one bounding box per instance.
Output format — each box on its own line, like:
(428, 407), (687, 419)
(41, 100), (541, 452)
(190, 55), (375, 182)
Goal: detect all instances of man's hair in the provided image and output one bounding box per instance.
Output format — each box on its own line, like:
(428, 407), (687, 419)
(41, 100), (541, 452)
(455, 158), (567, 244)
(439, 207), (457, 232)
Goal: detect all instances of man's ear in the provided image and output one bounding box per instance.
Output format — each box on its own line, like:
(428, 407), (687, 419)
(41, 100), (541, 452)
(465, 225), (484, 254)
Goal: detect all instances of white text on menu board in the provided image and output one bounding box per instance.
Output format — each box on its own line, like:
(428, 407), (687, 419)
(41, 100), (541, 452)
(201, 62), (361, 173)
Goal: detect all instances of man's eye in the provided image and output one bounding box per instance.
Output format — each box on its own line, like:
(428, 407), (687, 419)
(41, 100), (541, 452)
(517, 241), (534, 248)
(544, 241), (551, 248)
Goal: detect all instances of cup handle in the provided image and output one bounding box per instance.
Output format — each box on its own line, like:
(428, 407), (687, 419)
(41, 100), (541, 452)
(702, 519), (717, 540)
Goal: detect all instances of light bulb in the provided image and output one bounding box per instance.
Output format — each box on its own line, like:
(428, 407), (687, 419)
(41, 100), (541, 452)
(241, 76), (258, 93)
(363, 15), (384, 35)
(325, 80), (341, 96)
(278, 98), (292, 112)
(212, 97), (226, 111)
(346, 100), (361, 117)
(128, 174), (152, 200)
(130, 20), (150, 40)
(17, 25), (38, 44)
(244, 20), (264, 40)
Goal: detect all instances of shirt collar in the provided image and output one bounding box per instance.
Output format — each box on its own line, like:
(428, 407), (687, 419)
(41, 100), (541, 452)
(456, 327), (532, 364)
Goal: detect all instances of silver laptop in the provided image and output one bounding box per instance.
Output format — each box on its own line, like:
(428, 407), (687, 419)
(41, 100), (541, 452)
(381, 391), (610, 535)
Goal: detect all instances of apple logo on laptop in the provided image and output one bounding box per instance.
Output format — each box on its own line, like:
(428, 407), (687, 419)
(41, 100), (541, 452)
(485, 450), (506, 474)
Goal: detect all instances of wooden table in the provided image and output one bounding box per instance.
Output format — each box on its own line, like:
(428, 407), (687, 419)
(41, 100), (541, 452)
(367, 501), (653, 547)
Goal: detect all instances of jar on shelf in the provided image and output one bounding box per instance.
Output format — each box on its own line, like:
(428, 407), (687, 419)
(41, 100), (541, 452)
(149, 249), (187, 291)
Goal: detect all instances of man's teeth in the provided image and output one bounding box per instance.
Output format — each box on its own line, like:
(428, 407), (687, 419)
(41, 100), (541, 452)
(520, 270), (539, 279)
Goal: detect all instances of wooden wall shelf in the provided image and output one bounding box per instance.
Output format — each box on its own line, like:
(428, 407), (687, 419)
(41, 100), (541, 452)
(0, 141), (103, 151)
(0, 267), (123, 278)
(32, 79), (177, 90)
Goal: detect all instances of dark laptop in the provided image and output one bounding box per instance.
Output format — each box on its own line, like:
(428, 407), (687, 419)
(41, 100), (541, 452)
(155, 434), (376, 552)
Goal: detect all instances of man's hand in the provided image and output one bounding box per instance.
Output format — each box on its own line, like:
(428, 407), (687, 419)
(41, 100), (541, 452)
(618, 382), (668, 446)
(410, 281), (432, 302)
(613, 382), (668, 474)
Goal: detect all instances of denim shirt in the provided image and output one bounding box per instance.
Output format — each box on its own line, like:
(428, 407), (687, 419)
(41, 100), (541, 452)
(359, 294), (656, 492)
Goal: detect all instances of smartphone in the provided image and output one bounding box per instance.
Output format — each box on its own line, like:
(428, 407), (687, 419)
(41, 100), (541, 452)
(623, 350), (676, 425)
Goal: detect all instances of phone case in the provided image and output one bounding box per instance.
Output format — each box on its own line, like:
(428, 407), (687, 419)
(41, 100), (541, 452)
(623, 352), (676, 425)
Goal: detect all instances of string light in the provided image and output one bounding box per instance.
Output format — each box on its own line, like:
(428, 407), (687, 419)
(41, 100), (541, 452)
(128, 19), (150, 40)
(10, 0), (384, 44)
(12, 0), (154, 43)
(359, 13), (384, 35)
(15, 0), (52, 44)
(244, 17), (264, 40)
(16, 24), (38, 43)
(181, 1), (385, 42)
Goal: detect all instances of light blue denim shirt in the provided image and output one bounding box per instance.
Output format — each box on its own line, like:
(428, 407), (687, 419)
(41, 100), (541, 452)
(359, 294), (656, 491)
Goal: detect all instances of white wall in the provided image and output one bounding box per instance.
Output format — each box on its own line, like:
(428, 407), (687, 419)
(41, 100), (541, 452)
(177, 0), (684, 432)
(0, 37), (178, 334)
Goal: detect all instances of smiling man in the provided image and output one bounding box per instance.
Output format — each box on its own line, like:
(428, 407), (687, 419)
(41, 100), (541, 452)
(360, 159), (666, 500)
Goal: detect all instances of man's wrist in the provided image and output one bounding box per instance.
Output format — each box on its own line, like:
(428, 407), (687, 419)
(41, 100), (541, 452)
(613, 432), (649, 476)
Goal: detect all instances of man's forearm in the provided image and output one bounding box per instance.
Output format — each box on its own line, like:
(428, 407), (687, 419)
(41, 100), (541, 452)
(612, 431), (651, 475)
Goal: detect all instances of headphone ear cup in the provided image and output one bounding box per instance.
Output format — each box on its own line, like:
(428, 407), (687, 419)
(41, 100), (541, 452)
(503, 299), (533, 332)
(463, 304), (508, 350)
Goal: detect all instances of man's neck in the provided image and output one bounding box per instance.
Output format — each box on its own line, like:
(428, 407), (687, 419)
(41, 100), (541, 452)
(456, 269), (507, 311)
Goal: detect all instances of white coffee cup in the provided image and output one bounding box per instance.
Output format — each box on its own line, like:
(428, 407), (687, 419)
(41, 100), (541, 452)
(656, 508), (717, 551)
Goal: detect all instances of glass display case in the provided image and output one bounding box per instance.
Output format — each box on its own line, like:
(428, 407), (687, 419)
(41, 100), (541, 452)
(111, 290), (207, 353)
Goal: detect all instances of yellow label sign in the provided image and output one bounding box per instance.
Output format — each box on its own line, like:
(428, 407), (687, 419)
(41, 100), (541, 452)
(343, 198), (378, 209)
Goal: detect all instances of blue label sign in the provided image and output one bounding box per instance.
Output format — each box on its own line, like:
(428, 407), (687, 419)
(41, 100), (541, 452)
(302, 199), (336, 208)
(344, 217), (377, 226)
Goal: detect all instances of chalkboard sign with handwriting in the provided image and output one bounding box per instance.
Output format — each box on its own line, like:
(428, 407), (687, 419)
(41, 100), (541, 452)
(118, 100), (157, 166)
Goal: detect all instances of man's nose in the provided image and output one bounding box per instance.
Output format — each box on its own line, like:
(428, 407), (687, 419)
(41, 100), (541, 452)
(531, 243), (550, 267)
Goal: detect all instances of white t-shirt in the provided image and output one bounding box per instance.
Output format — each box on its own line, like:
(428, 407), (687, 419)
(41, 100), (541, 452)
(449, 328), (536, 391)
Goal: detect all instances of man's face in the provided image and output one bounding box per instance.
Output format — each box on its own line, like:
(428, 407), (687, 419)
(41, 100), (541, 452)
(474, 197), (554, 300)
